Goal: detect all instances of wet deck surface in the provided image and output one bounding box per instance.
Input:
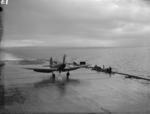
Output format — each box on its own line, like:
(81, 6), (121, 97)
(1, 63), (150, 113)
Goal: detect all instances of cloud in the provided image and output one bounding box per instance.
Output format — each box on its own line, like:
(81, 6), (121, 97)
(112, 22), (150, 35)
(3, 0), (150, 47)
(1, 36), (117, 47)
(1, 39), (45, 47)
(143, 0), (150, 4)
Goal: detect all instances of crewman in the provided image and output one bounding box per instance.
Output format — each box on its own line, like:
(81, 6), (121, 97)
(108, 66), (112, 77)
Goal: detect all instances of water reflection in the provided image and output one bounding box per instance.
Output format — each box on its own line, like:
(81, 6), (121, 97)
(5, 88), (26, 105)
(34, 77), (80, 97)
(57, 82), (66, 96)
(34, 76), (80, 87)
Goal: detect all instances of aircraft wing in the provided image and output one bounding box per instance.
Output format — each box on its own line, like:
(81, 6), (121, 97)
(62, 66), (81, 72)
(25, 66), (81, 73)
(25, 67), (57, 73)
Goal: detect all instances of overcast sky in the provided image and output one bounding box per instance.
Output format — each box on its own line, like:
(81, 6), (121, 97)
(2, 0), (150, 47)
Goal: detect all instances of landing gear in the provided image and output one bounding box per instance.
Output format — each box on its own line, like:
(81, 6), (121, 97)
(66, 71), (70, 81)
(52, 73), (55, 81)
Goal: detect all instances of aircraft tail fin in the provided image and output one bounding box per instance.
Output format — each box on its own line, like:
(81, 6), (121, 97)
(63, 54), (66, 64)
(50, 57), (53, 67)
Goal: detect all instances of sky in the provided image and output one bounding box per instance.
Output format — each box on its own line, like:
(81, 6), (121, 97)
(1, 0), (150, 47)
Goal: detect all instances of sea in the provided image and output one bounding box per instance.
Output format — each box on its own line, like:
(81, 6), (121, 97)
(1, 46), (150, 113)
(3, 46), (150, 76)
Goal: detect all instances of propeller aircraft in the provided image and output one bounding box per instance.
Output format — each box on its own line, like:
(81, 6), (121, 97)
(25, 54), (87, 81)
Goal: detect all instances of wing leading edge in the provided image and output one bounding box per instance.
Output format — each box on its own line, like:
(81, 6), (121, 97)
(25, 66), (81, 73)
(25, 68), (56, 73)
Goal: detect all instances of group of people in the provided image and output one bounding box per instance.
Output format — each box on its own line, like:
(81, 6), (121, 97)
(92, 65), (112, 74)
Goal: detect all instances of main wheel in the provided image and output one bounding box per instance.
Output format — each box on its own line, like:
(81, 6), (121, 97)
(52, 73), (55, 81)
(66, 72), (70, 80)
